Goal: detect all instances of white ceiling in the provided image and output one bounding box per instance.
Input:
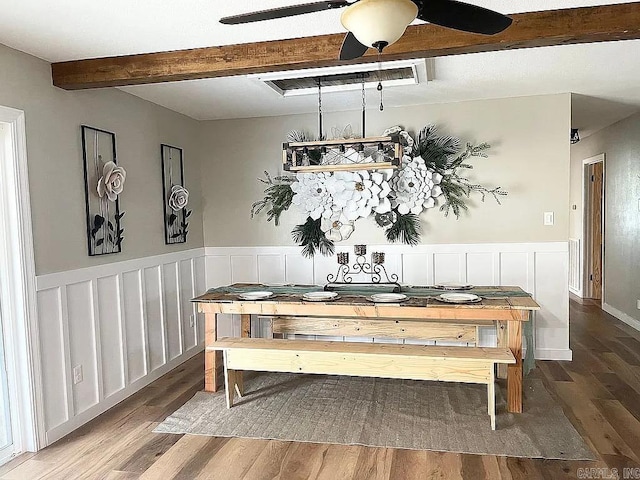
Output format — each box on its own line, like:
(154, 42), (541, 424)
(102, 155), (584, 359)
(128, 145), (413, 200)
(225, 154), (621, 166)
(0, 0), (638, 133)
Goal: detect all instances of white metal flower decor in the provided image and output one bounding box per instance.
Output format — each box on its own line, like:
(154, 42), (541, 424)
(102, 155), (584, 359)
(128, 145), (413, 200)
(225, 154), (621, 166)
(252, 124), (508, 257)
(168, 185), (190, 212)
(97, 161), (126, 202)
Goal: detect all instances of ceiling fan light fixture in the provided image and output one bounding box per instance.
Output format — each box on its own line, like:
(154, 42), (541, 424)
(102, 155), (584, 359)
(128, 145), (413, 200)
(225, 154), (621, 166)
(340, 0), (419, 50)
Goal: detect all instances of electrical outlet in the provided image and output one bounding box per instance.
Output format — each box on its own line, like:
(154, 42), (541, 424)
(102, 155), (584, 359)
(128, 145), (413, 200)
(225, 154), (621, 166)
(190, 314), (195, 328)
(637, 299), (640, 310)
(73, 365), (83, 385)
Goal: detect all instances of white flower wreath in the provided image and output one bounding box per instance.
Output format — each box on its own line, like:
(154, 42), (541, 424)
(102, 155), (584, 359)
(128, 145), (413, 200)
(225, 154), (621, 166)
(253, 124), (506, 254)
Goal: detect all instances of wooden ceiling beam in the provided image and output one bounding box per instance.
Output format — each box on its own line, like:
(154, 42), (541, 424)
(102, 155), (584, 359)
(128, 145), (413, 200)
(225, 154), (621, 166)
(51, 2), (640, 90)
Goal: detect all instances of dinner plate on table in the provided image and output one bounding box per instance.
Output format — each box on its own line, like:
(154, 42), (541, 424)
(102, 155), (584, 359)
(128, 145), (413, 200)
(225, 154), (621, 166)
(368, 293), (408, 303)
(238, 291), (274, 301)
(434, 282), (474, 291)
(302, 291), (339, 302)
(436, 293), (482, 304)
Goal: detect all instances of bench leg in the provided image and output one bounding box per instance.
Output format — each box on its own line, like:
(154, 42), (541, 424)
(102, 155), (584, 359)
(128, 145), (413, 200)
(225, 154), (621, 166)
(223, 351), (236, 408)
(488, 368), (496, 430)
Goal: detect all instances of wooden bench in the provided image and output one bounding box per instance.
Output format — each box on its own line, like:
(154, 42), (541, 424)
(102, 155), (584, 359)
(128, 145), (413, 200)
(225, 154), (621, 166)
(210, 338), (515, 430)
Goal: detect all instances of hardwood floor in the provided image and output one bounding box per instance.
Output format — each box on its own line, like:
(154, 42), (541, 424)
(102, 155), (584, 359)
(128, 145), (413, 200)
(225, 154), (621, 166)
(2, 300), (639, 479)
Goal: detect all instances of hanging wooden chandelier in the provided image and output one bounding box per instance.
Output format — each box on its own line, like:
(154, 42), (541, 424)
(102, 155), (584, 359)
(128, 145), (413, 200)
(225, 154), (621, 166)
(282, 74), (402, 173)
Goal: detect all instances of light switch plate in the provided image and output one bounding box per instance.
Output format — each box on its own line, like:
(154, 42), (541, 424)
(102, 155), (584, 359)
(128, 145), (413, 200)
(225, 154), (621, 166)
(544, 212), (555, 226)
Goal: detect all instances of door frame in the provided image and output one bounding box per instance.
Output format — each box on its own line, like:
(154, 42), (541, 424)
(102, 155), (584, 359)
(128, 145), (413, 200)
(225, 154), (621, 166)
(581, 153), (606, 302)
(0, 105), (44, 454)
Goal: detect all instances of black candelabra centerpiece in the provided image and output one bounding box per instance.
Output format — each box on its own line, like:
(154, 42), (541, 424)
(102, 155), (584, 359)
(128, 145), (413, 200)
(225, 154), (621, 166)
(326, 245), (401, 292)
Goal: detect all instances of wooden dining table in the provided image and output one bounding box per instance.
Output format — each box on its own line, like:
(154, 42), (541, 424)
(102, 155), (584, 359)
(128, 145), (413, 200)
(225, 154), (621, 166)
(193, 284), (540, 414)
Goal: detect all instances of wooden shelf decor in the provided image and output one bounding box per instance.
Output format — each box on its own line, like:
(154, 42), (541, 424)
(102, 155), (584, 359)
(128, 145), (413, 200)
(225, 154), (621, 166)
(282, 135), (402, 173)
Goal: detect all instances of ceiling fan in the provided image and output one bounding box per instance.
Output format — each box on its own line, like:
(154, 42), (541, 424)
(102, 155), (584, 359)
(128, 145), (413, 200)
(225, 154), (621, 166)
(220, 0), (513, 61)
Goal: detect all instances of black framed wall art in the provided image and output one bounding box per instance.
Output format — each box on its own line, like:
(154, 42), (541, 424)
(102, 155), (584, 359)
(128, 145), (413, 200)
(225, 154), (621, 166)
(81, 126), (126, 256)
(161, 144), (191, 244)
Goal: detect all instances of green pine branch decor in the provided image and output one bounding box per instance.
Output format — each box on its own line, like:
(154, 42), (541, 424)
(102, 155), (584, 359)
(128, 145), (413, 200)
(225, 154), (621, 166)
(291, 217), (335, 258)
(250, 171), (295, 226)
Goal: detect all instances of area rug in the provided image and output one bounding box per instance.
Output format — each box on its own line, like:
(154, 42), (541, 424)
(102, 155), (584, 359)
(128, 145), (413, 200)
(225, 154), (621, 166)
(154, 372), (595, 460)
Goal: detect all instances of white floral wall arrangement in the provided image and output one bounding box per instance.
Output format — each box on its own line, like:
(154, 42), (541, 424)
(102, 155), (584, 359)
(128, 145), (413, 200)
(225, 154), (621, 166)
(81, 126), (126, 256)
(252, 124), (507, 257)
(161, 144), (191, 244)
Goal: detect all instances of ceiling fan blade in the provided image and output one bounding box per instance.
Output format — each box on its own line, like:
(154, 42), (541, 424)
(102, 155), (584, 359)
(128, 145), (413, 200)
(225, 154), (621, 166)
(418, 0), (512, 35)
(220, 1), (350, 25)
(339, 32), (369, 60)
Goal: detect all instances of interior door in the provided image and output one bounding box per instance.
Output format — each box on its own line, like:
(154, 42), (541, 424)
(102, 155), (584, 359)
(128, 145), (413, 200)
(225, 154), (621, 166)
(586, 161), (603, 300)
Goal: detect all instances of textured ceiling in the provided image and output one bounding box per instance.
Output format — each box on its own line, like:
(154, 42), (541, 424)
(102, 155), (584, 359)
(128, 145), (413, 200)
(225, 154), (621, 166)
(0, 0), (637, 133)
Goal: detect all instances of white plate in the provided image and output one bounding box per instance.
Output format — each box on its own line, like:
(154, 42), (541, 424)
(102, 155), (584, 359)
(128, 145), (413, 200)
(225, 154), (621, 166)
(437, 293), (481, 304)
(238, 291), (274, 300)
(302, 291), (339, 302)
(434, 282), (474, 291)
(368, 293), (408, 303)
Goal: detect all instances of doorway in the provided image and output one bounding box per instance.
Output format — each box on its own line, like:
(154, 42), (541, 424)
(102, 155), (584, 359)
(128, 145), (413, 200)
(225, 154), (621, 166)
(0, 106), (42, 461)
(582, 154), (605, 302)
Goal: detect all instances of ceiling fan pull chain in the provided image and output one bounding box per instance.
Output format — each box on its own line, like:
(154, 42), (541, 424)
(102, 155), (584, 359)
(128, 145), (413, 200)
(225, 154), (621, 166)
(361, 74), (367, 138)
(318, 78), (324, 140)
(377, 51), (384, 112)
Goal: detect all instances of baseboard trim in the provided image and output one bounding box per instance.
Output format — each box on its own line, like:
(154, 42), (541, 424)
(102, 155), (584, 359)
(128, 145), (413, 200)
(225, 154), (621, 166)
(569, 290), (583, 300)
(602, 303), (640, 333)
(44, 344), (204, 446)
(535, 348), (573, 361)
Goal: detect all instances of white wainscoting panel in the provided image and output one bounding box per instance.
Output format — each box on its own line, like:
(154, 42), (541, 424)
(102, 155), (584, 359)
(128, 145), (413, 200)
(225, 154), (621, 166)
(36, 287), (68, 434)
(66, 281), (98, 416)
(35, 248), (206, 445)
(569, 238), (582, 296)
(96, 275), (125, 399)
(204, 243), (570, 360)
(121, 270), (146, 384)
(144, 266), (166, 372)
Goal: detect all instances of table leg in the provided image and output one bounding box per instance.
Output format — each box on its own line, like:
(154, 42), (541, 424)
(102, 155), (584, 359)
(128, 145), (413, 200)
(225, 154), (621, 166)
(241, 314), (251, 339)
(507, 320), (523, 413)
(496, 321), (508, 379)
(205, 312), (221, 392)
(235, 314), (251, 396)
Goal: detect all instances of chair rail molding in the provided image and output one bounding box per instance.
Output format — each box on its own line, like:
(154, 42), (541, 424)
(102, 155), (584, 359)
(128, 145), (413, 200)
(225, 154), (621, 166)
(35, 247), (206, 445)
(204, 242), (571, 361)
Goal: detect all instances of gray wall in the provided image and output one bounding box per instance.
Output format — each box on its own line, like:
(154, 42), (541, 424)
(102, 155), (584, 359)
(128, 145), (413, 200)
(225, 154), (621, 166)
(199, 94), (571, 248)
(0, 43), (204, 275)
(570, 112), (640, 322)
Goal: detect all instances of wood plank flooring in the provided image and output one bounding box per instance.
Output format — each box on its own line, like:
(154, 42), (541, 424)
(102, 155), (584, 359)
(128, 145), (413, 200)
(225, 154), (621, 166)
(2, 300), (639, 479)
